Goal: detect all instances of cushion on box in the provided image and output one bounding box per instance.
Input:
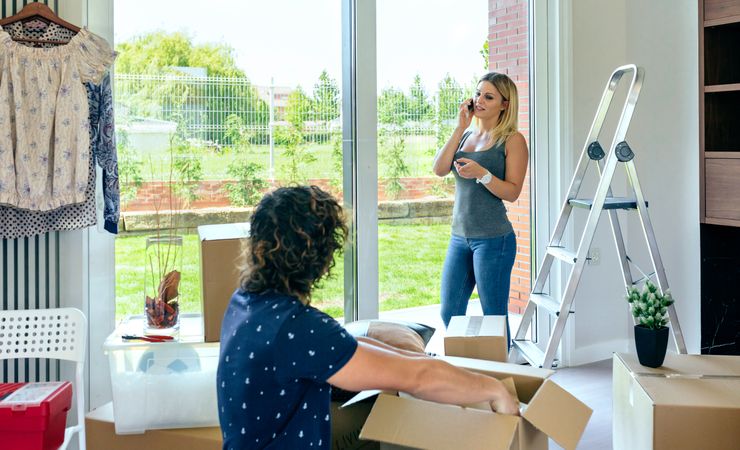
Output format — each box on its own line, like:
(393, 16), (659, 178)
(331, 320), (436, 402)
(343, 319), (435, 351)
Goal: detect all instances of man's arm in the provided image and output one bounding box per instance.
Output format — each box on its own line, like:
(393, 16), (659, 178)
(327, 341), (519, 415)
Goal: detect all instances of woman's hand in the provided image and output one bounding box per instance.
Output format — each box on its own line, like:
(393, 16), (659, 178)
(453, 157), (487, 179)
(456, 98), (474, 131)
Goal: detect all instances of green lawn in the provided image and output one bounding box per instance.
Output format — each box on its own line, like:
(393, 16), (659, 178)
(138, 136), (439, 181)
(115, 223), (460, 321)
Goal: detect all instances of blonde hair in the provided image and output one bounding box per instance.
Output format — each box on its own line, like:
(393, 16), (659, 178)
(474, 72), (519, 147)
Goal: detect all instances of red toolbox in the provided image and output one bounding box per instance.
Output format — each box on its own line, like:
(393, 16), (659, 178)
(0, 381), (73, 450)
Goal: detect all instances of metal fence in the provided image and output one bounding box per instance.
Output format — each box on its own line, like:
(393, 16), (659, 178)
(113, 73), (468, 179)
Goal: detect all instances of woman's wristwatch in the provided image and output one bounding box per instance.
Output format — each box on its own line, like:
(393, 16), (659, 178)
(476, 170), (493, 185)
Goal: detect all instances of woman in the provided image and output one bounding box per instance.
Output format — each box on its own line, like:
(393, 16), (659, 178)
(432, 72), (529, 339)
(217, 185), (518, 450)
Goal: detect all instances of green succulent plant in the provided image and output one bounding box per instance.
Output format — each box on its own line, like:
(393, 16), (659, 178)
(626, 280), (674, 330)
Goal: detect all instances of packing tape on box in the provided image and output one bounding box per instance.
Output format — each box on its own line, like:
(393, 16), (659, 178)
(633, 373), (740, 380)
(464, 316), (483, 336)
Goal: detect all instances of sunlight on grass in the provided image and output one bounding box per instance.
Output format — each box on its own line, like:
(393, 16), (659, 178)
(115, 223), (452, 321)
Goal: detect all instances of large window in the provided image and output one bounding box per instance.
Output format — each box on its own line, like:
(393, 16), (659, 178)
(375, 0), (533, 341)
(113, 0), (346, 321)
(111, 0), (533, 339)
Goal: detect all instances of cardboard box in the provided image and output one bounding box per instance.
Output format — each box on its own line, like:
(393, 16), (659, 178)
(355, 355), (593, 450)
(444, 315), (508, 362)
(86, 401), (376, 450)
(86, 403), (222, 450)
(613, 352), (740, 450)
(198, 223), (250, 342)
(331, 401), (380, 450)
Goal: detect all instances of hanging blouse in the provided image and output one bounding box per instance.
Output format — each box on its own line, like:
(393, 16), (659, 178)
(0, 74), (118, 239)
(0, 26), (115, 211)
(0, 23), (119, 238)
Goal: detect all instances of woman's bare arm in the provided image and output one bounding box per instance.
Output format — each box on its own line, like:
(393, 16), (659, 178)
(454, 132), (529, 202)
(432, 100), (474, 177)
(327, 341), (519, 415)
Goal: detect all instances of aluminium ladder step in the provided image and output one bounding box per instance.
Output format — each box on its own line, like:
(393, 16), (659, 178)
(568, 197), (649, 210)
(546, 246), (577, 264)
(512, 339), (545, 368)
(529, 293), (561, 316)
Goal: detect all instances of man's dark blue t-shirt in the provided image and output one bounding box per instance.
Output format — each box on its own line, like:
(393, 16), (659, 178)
(217, 290), (358, 450)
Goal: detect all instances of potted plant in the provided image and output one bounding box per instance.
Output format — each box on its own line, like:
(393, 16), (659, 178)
(143, 120), (203, 335)
(144, 234), (182, 333)
(626, 280), (674, 368)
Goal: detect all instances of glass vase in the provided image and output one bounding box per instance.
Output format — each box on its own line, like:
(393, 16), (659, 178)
(143, 235), (183, 335)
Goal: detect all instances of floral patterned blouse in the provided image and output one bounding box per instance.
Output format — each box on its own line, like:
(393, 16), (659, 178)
(0, 26), (115, 211)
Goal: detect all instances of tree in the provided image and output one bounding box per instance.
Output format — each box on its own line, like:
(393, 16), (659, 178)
(377, 84), (413, 198)
(313, 70), (340, 122)
(116, 31), (243, 77)
(378, 87), (410, 125)
(222, 114), (269, 206)
(115, 31), (269, 144)
(436, 73), (464, 122)
(285, 87), (314, 131)
(408, 75), (433, 122)
(434, 74), (464, 151)
(275, 125), (316, 184)
(480, 40), (490, 71)
(116, 128), (144, 209)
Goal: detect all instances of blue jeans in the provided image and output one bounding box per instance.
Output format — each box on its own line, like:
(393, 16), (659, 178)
(440, 232), (517, 342)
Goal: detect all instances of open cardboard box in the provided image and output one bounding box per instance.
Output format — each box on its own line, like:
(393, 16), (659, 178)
(348, 356), (593, 450)
(444, 315), (508, 362)
(613, 352), (740, 450)
(87, 401), (379, 450)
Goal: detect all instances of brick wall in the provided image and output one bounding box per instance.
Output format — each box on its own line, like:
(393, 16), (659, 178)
(489, 0), (531, 314)
(121, 177), (454, 212)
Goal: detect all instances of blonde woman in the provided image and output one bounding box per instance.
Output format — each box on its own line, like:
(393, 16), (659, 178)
(432, 72), (529, 342)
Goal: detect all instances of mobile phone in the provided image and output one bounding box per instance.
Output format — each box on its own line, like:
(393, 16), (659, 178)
(467, 99), (474, 112)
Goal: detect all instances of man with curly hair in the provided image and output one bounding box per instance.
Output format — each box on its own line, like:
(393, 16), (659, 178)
(217, 185), (518, 450)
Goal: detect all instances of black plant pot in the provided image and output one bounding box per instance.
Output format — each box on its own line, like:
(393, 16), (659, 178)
(634, 325), (669, 368)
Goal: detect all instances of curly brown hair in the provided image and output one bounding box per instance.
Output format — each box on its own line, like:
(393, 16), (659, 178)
(239, 185), (348, 302)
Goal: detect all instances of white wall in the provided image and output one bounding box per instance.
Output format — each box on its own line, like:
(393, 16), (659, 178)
(559, 0), (700, 365)
(623, 1), (700, 353)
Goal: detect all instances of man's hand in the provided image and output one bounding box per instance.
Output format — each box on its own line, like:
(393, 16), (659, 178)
(490, 389), (520, 416)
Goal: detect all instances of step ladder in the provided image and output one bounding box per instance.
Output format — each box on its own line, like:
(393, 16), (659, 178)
(510, 64), (687, 368)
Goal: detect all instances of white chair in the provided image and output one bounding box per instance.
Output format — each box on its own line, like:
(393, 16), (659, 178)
(0, 308), (87, 450)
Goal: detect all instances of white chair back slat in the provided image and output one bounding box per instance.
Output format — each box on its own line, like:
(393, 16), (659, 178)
(0, 307), (87, 450)
(0, 308), (86, 363)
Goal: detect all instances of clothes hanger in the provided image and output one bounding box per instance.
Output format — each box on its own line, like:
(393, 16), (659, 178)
(0, 2), (80, 45)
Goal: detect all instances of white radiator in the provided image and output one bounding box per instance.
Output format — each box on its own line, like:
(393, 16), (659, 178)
(1, 0), (62, 385)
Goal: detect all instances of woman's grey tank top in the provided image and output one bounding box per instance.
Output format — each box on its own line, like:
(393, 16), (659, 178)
(450, 131), (514, 238)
